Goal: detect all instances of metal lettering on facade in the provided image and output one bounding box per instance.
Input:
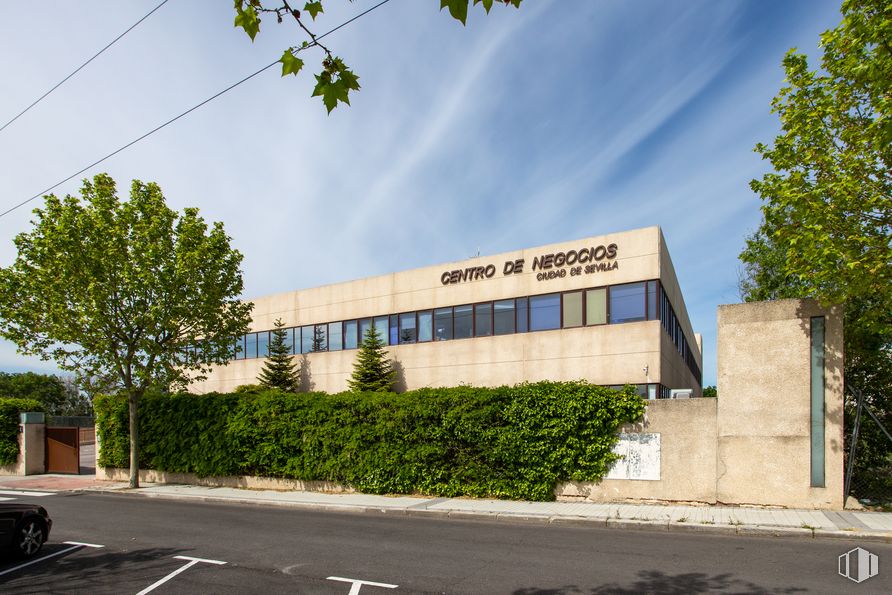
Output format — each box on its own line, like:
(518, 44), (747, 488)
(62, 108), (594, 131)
(440, 243), (619, 285)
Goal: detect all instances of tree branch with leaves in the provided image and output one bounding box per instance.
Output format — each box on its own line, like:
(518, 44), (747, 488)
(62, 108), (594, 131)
(747, 0), (891, 335)
(233, 0), (522, 112)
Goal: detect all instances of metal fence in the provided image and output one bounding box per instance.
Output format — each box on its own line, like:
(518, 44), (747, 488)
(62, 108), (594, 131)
(845, 387), (892, 510)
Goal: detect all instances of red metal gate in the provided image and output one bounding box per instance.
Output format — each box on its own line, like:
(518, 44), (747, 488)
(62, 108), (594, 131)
(46, 427), (80, 474)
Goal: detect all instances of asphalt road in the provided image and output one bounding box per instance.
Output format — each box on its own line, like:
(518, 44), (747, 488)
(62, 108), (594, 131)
(1, 492), (890, 594)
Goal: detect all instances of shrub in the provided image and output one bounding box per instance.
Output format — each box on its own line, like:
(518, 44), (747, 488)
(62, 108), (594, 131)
(95, 382), (645, 500)
(0, 397), (45, 466)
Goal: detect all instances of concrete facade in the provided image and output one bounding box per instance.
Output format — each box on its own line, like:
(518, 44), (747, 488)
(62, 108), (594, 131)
(193, 226), (702, 395)
(558, 298), (844, 509)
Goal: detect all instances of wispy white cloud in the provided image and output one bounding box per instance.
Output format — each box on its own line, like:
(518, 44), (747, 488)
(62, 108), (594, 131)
(0, 0), (845, 383)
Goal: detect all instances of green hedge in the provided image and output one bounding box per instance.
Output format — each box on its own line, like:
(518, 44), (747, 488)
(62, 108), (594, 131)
(0, 397), (45, 466)
(95, 382), (645, 501)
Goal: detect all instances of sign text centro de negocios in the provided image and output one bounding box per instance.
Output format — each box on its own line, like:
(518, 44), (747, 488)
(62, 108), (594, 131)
(440, 243), (619, 285)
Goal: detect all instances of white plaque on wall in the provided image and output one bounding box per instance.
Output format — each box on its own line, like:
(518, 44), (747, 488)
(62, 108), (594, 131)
(605, 433), (661, 481)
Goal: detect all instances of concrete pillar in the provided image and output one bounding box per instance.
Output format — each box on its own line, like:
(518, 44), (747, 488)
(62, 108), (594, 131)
(20, 412), (46, 475)
(716, 299), (844, 509)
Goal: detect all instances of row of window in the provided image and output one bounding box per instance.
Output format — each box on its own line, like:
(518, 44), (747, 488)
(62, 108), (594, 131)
(658, 289), (702, 383)
(231, 279), (700, 385)
(233, 280), (661, 359)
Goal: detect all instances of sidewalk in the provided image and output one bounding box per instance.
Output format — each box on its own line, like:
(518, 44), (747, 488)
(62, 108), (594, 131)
(2, 474), (890, 543)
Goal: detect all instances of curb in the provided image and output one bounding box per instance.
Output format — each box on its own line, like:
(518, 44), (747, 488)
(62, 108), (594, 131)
(667, 522), (740, 536)
(736, 525), (814, 538)
(813, 528), (892, 543)
(606, 518), (669, 532)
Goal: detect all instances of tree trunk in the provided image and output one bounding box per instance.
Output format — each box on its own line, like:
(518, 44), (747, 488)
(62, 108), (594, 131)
(128, 391), (139, 489)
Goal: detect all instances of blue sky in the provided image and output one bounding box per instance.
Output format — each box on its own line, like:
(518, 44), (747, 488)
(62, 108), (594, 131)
(0, 0), (843, 386)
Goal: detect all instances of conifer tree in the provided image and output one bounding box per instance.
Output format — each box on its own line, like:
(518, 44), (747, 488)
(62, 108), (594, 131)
(348, 323), (395, 393)
(257, 318), (299, 392)
(311, 324), (327, 352)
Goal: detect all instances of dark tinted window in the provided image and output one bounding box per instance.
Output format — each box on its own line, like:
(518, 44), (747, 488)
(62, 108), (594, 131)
(312, 324), (327, 352)
(246, 332), (258, 359)
(647, 280), (658, 320)
(284, 328), (295, 355)
(399, 312), (417, 344)
(530, 294), (560, 331)
(434, 307), (452, 341)
(344, 320), (358, 349)
(257, 331), (269, 358)
(475, 303), (492, 337)
(494, 299), (515, 335)
(610, 282), (646, 323)
(516, 297), (529, 332)
(328, 322), (343, 351)
(300, 326), (313, 354)
(374, 316), (389, 345)
(454, 305), (473, 339)
(389, 315), (398, 345)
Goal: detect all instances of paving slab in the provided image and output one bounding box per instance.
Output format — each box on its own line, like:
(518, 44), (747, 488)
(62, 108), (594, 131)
(854, 511), (892, 531)
(0, 474), (127, 491)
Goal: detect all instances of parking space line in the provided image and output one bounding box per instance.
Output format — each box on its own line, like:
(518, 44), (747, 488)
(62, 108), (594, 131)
(327, 576), (398, 594)
(135, 555), (226, 595)
(64, 540), (105, 548)
(0, 490), (55, 498)
(0, 490), (54, 497)
(0, 541), (103, 577)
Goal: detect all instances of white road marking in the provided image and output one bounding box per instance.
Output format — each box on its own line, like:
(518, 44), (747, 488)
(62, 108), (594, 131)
(0, 541), (103, 577)
(0, 490), (54, 497)
(135, 555), (226, 594)
(327, 576), (398, 594)
(0, 496), (15, 501)
(64, 540), (106, 548)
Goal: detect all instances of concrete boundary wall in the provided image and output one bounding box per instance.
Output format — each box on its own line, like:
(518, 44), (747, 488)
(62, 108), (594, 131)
(96, 467), (354, 493)
(97, 299), (844, 510)
(559, 399), (717, 503)
(558, 298), (844, 509)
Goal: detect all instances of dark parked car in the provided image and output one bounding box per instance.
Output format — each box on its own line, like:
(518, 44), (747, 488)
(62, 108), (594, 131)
(0, 503), (52, 558)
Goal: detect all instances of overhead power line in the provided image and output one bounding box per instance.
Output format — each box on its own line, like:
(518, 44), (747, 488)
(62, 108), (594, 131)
(0, 0), (172, 135)
(1, 0), (393, 220)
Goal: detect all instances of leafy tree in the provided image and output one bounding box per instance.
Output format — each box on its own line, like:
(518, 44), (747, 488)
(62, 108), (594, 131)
(0, 372), (65, 413)
(747, 0), (891, 336)
(0, 174), (253, 488)
(0, 371), (91, 416)
(257, 318), (300, 391)
(233, 0), (523, 112)
(348, 323), (395, 392)
(702, 385), (717, 398)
